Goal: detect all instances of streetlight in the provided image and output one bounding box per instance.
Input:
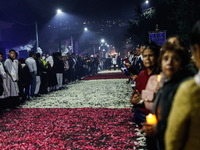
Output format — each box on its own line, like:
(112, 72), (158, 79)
(57, 9), (63, 53)
(84, 27), (88, 31)
(35, 21), (39, 50)
(145, 0), (149, 4)
(57, 9), (62, 14)
(100, 39), (106, 58)
(101, 39), (105, 43)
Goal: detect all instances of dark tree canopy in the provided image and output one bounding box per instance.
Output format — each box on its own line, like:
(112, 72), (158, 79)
(127, 0), (200, 47)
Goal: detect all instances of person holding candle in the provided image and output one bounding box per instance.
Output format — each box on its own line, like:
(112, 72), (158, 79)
(130, 42), (160, 150)
(130, 42), (160, 127)
(165, 21), (200, 150)
(142, 36), (197, 150)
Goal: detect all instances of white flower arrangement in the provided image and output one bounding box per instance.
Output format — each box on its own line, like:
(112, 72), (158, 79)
(21, 79), (132, 108)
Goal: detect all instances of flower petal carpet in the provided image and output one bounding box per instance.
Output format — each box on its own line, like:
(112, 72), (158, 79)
(0, 71), (146, 149)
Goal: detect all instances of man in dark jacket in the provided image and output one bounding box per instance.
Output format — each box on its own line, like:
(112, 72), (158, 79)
(34, 53), (44, 96)
(18, 58), (32, 101)
(54, 53), (64, 90)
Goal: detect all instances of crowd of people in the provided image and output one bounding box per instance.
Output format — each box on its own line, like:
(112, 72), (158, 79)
(1, 20), (200, 150)
(0, 51), (99, 112)
(124, 21), (200, 150)
(99, 55), (122, 70)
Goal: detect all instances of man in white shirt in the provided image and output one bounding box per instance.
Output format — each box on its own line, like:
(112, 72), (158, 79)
(0, 52), (9, 101)
(25, 51), (37, 98)
(112, 56), (117, 70)
(128, 51), (135, 65)
(4, 49), (19, 108)
(4, 49), (19, 96)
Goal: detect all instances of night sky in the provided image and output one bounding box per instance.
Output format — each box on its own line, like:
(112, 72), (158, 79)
(0, 0), (139, 24)
(0, 0), (142, 53)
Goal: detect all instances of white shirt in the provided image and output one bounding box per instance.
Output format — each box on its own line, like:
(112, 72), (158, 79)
(112, 58), (117, 65)
(46, 56), (54, 68)
(0, 62), (6, 79)
(138, 54), (143, 61)
(11, 60), (18, 81)
(129, 54), (134, 65)
(0, 62), (9, 98)
(25, 57), (37, 74)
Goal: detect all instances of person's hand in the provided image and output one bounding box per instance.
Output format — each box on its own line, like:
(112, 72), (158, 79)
(125, 63), (130, 68)
(131, 75), (137, 80)
(130, 92), (142, 104)
(141, 123), (157, 136)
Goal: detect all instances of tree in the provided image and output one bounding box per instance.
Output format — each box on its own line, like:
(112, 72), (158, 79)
(126, 5), (157, 46)
(127, 0), (200, 46)
(156, 0), (200, 44)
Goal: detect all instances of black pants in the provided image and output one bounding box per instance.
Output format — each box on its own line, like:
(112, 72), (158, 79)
(18, 82), (24, 100)
(0, 98), (7, 111)
(30, 73), (36, 97)
(40, 73), (48, 94)
(146, 136), (158, 150)
(25, 82), (30, 99)
(6, 96), (19, 109)
(113, 64), (116, 70)
(71, 68), (76, 81)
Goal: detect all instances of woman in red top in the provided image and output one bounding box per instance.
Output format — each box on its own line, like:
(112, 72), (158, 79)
(130, 42), (160, 127)
(130, 42), (160, 150)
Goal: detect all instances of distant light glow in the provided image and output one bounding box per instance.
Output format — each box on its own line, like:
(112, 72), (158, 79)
(57, 9), (62, 14)
(145, 0), (149, 4)
(12, 40), (36, 52)
(101, 39), (105, 43)
(84, 27), (88, 31)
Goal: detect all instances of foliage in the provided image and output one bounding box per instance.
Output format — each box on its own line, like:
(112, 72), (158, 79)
(126, 5), (157, 45)
(127, 0), (200, 46)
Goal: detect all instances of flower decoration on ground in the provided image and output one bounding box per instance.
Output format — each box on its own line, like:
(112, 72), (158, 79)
(21, 79), (132, 109)
(0, 108), (145, 149)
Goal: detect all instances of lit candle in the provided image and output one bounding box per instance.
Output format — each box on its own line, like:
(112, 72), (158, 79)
(157, 74), (161, 82)
(146, 113), (157, 125)
(135, 89), (140, 95)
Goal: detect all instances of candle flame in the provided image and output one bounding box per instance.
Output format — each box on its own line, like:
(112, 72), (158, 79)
(157, 74), (161, 82)
(148, 113), (153, 118)
(146, 113), (157, 125)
